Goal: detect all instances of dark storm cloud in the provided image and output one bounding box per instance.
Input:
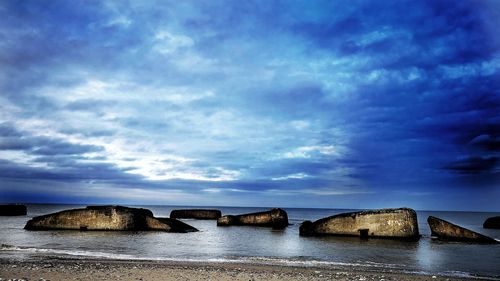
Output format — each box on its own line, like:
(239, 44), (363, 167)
(0, 159), (139, 182)
(292, 1), (499, 68)
(407, 73), (499, 175)
(0, 130), (103, 156)
(469, 135), (500, 151)
(0, 138), (32, 150)
(445, 156), (498, 174)
(0, 123), (22, 137)
(31, 141), (103, 156)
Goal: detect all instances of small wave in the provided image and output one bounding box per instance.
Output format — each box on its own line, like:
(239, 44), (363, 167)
(0, 244), (406, 269)
(2, 244), (497, 280)
(238, 256), (401, 269)
(441, 270), (500, 280)
(1, 244), (137, 260)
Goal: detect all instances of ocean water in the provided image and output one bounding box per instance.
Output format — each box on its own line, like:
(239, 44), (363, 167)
(1, 204), (499, 278)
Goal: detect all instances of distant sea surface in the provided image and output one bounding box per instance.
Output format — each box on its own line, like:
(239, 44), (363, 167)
(1, 205), (499, 278)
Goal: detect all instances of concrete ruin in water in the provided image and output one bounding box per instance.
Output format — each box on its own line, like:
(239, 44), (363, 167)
(300, 208), (420, 240)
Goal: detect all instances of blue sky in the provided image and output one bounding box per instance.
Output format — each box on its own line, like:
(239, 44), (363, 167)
(0, 0), (499, 211)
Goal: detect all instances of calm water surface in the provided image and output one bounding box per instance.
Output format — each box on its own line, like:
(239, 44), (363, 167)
(1, 204), (499, 278)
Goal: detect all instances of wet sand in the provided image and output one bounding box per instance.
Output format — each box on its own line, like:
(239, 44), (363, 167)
(0, 258), (483, 281)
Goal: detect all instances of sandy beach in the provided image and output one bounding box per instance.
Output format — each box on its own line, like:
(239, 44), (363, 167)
(0, 258), (485, 281)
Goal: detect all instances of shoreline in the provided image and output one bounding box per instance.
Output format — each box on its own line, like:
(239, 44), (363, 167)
(1, 257), (497, 281)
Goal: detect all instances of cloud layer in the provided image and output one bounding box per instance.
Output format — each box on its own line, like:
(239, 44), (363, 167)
(0, 0), (499, 210)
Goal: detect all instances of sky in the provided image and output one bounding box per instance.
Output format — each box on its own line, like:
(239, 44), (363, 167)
(0, 0), (499, 211)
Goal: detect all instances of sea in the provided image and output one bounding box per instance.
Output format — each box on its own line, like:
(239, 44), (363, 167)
(1, 204), (499, 279)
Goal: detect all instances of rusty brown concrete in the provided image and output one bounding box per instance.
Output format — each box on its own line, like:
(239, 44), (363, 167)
(170, 209), (222, 220)
(299, 208), (420, 240)
(156, 217), (198, 232)
(217, 208), (288, 229)
(24, 205), (198, 233)
(483, 216), (500, 229)
(428, 216), (498, 243)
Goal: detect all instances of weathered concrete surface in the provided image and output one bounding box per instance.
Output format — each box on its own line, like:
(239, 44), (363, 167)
(299, 208), (420, 240)
(428, 216), (498, 243)
(0, 204), (27, 216)
(24, 205), (198, 233)
(483, 216), (500, 229)
(156, 218), (198, 232)
(217, 208), (288, 229)
(170, 209), (221, 220)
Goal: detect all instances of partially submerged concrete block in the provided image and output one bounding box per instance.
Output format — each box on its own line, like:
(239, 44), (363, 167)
(25, 205), (198, 233)
(0, 204), (27, 216)
(483, 216), (500, 229)
(299, 208), (420, 240)
(156, 217), (198, 232)
(170, 209), (221, 220)
(217, 208), (288, 229)
(428, 216), (498, 243)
